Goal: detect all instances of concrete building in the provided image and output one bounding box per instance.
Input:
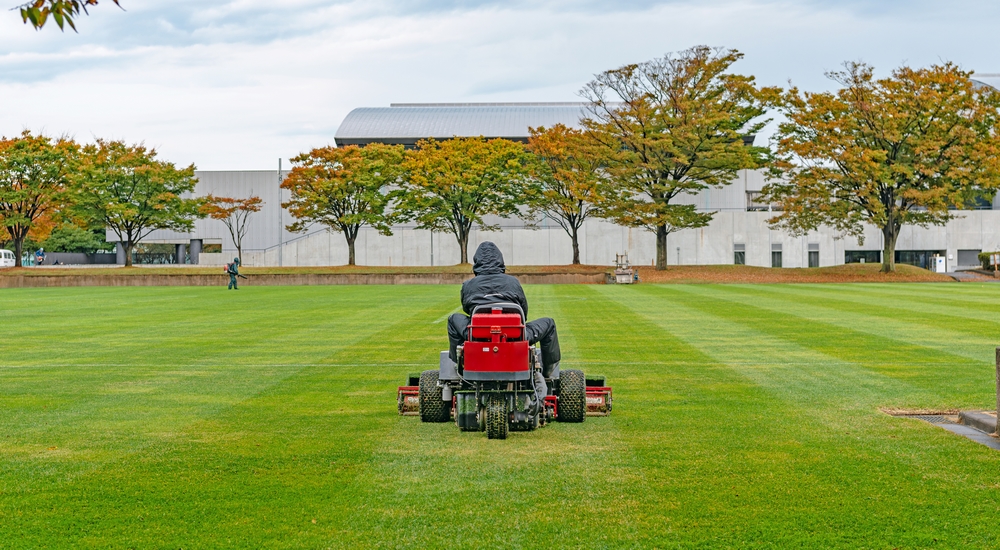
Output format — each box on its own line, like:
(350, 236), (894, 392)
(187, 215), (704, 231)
(131, 102), (1000, 271)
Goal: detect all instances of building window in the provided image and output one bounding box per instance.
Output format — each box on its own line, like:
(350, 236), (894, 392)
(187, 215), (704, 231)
(895, 250), (945, 270)
(846, 251), (881, 264)
(808, 243), (819, 268)
(771, 243), (782, 268)
(746, 191), (782, 212)
(734, 243), (745, 265)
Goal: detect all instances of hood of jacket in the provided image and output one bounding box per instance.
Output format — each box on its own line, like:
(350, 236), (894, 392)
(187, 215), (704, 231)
(472, 241), (505, 275)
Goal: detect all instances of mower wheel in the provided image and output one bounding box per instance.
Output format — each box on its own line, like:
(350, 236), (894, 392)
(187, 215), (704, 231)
(557, 369), (586, 423)
(485, 394), (508, 440)
(419, 370), (450, 423)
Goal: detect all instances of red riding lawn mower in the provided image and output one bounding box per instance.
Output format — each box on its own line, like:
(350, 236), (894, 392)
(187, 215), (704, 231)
(398, 303), (612, 439)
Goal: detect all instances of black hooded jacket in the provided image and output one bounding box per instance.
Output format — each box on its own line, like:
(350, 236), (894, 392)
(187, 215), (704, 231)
(460, 242), (528, 318)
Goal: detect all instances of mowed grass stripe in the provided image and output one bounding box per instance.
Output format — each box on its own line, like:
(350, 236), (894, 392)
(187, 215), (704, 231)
(736, 287), (1000, 376)
(0, 288), (447, 483)
(664, 284), (993, 404)
(334, 285), (646, 548)
(0, 287), (452, 454)
(595, 284), (1000, 547)
(559, 285), (892, 546)
(753, 283), (1000, 341)
(844, 281), (1000, 312)
(1, 286), (454, 368)
(1, 286), (458, 547)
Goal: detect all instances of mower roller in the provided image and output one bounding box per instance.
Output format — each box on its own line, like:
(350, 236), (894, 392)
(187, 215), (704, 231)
(396, 303), (612, 439)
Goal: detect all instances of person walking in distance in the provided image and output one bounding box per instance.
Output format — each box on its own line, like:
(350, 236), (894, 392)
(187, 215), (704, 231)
(226, 257), (247, 290)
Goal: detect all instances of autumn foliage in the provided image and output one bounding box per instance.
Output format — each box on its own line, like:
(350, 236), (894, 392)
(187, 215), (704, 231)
(581, 46), (776, 270)
(282, 144), (404, 266)
(765, 62), (1000, 272)
(526, 124), (603, 264)
(398, 137), (532, 264)
(201, 195), (264, 264)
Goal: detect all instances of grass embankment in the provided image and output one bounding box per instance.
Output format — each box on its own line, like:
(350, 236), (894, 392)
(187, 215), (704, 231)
(1, 284), (997, 547)
(0, 262), (954, 283)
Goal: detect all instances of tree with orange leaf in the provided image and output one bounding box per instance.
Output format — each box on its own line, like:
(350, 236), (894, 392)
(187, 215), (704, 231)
(282, 143), (404, 266)
(201, 195), (263, 264)
(526, 124), (603, 264)
(582, 46), (776, 270)
(764, 62), (1000, 272)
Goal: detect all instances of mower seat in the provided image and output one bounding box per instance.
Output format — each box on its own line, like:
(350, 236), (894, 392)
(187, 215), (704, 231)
(463, 303), (531, 381)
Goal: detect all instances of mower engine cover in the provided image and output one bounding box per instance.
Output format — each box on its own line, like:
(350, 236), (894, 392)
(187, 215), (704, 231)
(462, 309), (531, 381)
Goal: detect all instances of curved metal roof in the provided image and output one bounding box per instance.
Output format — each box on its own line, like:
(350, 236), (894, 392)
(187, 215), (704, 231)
(972, 75), (1000, 91)
(334, 103), (587, 147)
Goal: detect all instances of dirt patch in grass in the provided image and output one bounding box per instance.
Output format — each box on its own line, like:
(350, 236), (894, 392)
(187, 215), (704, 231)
(634, 263), (954, 284)
(879, 407), (960, 416)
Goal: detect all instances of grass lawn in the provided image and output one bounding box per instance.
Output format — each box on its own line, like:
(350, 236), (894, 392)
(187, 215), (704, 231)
(1, 283), (998, 547)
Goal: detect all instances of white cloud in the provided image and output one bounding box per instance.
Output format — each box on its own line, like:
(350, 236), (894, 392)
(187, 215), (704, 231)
(0, 0), (997, 169)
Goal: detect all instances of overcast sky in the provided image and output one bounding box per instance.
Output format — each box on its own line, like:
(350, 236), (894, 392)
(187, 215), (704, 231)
(0, 0), (997, 170)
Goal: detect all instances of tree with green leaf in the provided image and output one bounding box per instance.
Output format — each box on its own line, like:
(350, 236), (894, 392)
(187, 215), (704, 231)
(18, 0), (121, 31)
(281, 144), (404, 266)
(526, 124), (603, 264)
(581, 45), (775, 270)
(74, 140), (201, 267)
(764, 62), (1000, 273)
(42, 223), (114, 253)
(398, 137), (532, 264)
(0, 131), (77, 266)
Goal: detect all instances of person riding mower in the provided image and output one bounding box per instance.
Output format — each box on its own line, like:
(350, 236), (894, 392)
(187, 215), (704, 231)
(447, 242), (560, 412)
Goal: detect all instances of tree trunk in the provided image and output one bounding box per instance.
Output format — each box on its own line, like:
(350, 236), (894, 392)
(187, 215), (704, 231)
(237, 245), (243, 265)
(124, 240), (134, 267)
(881, 224), (899, 273)
(457, 231), (469, 264)
(13, 235), (23, 267)
(346, 236), (356, 266)
(571, 225), (581, 265)
(656, 224), (668, 270)
(455, 226), (469, 264)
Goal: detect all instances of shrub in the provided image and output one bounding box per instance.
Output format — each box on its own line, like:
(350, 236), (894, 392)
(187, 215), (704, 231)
(977, 251), (1000, 269)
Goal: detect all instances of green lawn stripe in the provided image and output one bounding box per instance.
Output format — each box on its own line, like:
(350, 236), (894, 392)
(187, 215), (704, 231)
(768, 284), (1000, 321)
(595, 285), (1000, 546)
(659, 284), (993, 404)
(740, 286), (1000, 354)
(0, 287), (457, 547)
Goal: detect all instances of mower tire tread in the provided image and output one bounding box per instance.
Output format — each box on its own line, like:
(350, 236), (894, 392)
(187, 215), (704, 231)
(558, 369), (586, 423)
(486, 395), (508, 439)
(419, 370), (450, 423)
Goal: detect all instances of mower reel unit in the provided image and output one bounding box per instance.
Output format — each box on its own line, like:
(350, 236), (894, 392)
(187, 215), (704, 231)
(396, 303), (613, 439)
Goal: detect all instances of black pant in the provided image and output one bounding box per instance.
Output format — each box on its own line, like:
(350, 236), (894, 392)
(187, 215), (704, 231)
(448, 314), (561, 376)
